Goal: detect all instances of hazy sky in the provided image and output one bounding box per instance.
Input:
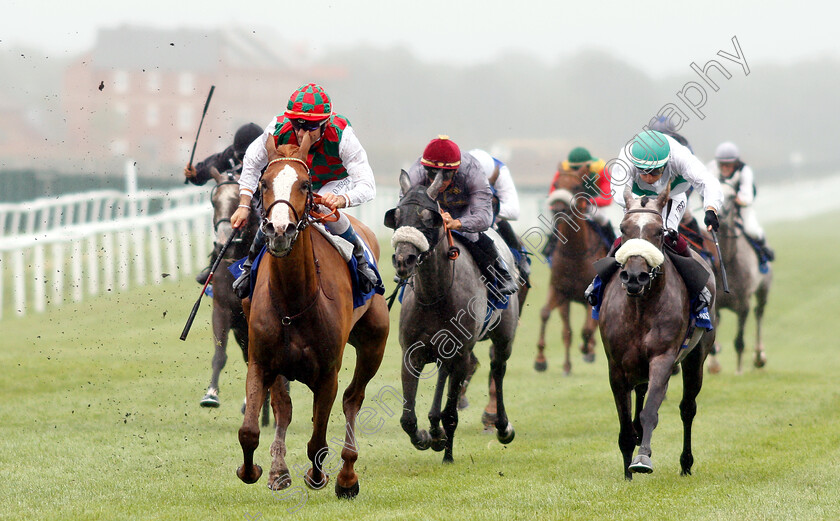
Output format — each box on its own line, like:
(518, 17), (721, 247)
(2, 0), (837, 76)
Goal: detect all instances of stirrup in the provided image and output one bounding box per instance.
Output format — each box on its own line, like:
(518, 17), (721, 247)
(232, 260), (252, 299)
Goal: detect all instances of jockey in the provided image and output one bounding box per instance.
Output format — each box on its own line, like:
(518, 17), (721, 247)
(467, 148), (530, 286)
(184, 122), (263, 284)
(229, 83), (381, 297)
(543, 147), (616, 258)
(403, 136), (519, 296)
(587, 129), (724, 312)
(649, 115), (693, 153)
(707, 141), (775, 262)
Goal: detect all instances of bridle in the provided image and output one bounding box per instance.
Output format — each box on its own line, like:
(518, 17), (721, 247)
(260, 157), (314, 248)
(620, 207), (666, 290)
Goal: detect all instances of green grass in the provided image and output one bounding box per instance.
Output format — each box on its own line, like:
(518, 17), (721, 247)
(1, 213), (838, 520)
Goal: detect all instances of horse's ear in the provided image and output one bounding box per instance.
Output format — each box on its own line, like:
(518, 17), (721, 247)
(655, 183), (671, 211)
(297, 131), (313, 159)
(384, 208), (398, 229)
(209, 166), (222, 184)
(622, 184), (634, 207)
(399, 169), (412, 195)
(427, 173), (443, 199)
(264, 135), (278, 161)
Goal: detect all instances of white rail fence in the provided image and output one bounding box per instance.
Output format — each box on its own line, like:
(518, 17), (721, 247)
(3, 175), (835, 320)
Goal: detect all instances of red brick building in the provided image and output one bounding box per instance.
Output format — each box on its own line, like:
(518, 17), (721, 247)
(61, 26), (326, 176)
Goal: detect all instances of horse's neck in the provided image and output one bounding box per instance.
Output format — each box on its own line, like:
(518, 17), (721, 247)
(719, 221), (742, 265)
(266, 229), (318, 294)
(413, 241), (454, 300)
(555, 214), (592, 253)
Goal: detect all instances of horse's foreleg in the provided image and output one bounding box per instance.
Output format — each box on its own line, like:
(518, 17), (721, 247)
(482, 343), (498, 431)
(679, 343), (706, 476)
(237, 360), (267, 484)
(400, 350), (432, 450)
(268, 375), (293, 491)
(581, 310), (598, 364)
(632, 383), (647, 446)
(734, 308), (749, 375)
(608, 363), (635, 481)
(754, 281), (770, 368)
(428, 367), (449, 452)
(202, 305), (232, 406)
(490, 340), (515, 445)
(304, 373), (338, 491)
(535, 287), (558, 371)
(631, 356), (675, 474)
(334, 319), (387, 499)
(559, 300), (572, 376)
(441, 365), (466, 464)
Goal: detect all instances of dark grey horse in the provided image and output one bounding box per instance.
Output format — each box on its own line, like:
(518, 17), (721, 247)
(386, 171), (518, 463)
(706, 183), (772, 375)
(599, 186), (717, 479)
(199, 169), (268, 424)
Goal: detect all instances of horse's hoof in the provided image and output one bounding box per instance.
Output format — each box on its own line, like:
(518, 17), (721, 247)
(707, 356), (721, 375)
(534, 360), (548, 372)
(200, 389), (220, 408)
(431, 436), (447, 452)
(497, 422), (515, 445)
(629, 455), (653, 474)
(458, 394), (469, 411)
(754, 351), (767, 368)
(413, 430), (431, 451)
(335, 479), (359, 499)
(236, 464), (262, 484)
(268, 473), (291, 491)
(442, 454), (454, 464)
(240, 399), (246, 415)
(304, 468), (329, 490)
(481, 411), (497, 428)
(582, 351), (595, 364)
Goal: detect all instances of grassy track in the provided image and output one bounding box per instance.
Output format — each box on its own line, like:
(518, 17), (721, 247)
(1, 213), (838, 521)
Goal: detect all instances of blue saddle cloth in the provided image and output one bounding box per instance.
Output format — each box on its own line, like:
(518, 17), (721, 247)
(229, 238), (384, 309)
(743, 234), (771, 274)
(589, 275), (713, 330)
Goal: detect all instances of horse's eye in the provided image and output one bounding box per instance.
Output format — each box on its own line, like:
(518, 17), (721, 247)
(300, 181), (311, 192)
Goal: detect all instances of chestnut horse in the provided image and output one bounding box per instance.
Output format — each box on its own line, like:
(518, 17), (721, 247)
(236, 139), (389, 499)
(599, 186), (716, 479)
(535, 172), (609, 375)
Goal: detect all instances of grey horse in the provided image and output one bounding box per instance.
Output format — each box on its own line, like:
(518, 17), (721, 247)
(707, 183), (772, 375)
(386, 171), (518, 463)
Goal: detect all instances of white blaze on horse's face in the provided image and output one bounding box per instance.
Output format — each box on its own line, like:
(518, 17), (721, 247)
(267, 164), (300, 231)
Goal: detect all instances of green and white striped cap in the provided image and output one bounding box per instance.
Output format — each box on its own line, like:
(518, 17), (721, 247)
(629, 130), (670, 170)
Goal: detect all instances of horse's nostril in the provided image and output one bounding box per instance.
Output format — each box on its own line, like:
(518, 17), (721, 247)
(638, 272), (650, 285)
(619, 271), (629, 283)
(406, 254), (417, 265)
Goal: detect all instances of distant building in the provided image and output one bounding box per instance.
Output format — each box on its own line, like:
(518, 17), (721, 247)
(61, 25), (337, 175)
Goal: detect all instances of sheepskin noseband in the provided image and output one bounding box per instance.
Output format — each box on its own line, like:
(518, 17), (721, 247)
(615, 238), (664, 268)
(391, 226), (430, 252)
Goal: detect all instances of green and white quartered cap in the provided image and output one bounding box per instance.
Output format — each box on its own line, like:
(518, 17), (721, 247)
(630, 130), (670, 170)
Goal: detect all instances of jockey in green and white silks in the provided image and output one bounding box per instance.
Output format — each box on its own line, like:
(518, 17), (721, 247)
(610, 130), (723, 231)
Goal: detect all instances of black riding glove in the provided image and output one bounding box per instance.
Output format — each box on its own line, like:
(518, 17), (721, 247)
(704, 209), (719, 232)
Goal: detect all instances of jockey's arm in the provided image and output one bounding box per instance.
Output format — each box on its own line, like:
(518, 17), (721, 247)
(337, 126), (375, 207)
(232, 122), (273, 229)
(493, 164), (521, 221)
(736, 164), (756, 206)
(457, 162), (494, 233)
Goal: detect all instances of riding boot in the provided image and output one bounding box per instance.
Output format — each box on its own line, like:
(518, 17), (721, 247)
(471, 233), (519, 296)
(338, 226), (381, 295)
(495, 220), (531, 288)
(756, 237), (775, 262)
(195, 245), (221, 284)
(232, 230), (265, 299)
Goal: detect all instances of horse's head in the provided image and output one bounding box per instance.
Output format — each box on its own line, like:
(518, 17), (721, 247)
(615, 184), (670, 296)
(547, 169), (594, 222)
(384, 170), (444, 279)
(259, 135), (313, 257)
(718, 182), (739, 230)
(209, 167), (245, 254)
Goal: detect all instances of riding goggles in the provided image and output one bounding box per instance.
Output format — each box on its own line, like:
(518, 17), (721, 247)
(291, 118), (327, 132)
